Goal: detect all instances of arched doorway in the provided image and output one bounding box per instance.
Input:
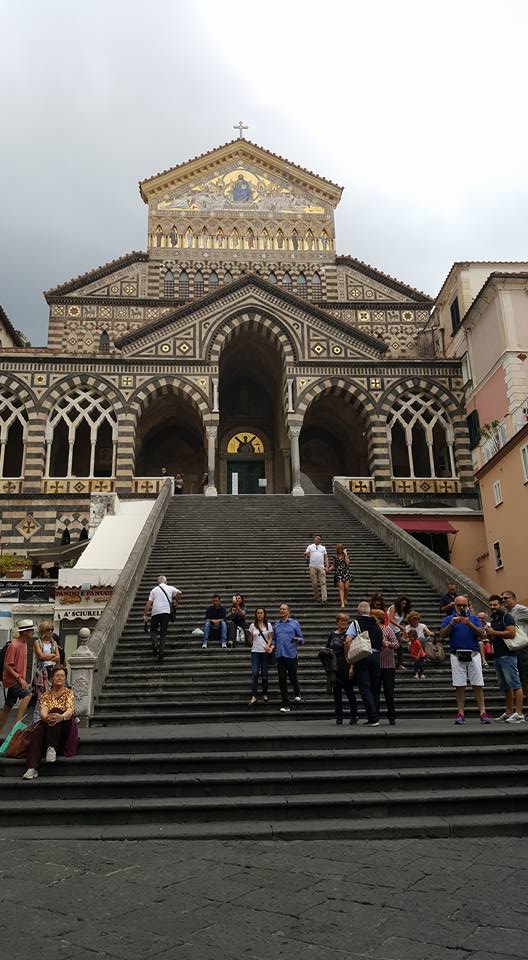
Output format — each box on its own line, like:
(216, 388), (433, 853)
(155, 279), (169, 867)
(218, 328), (288, 493)
(135, 392), (206, 494)
(300, 390), (370, 493)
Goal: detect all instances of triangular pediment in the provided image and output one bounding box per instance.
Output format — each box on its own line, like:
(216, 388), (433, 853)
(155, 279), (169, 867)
(336, 256), (432, 304)
(115, 274), (388, 362)
(139, 139), (343, 210)
(44, 252), (148, 300)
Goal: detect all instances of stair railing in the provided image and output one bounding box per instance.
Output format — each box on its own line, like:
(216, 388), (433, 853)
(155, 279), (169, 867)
(333, 478), (489, 612)
(68, 479), (173, 723)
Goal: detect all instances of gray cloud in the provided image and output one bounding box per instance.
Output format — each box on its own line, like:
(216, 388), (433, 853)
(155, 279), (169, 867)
(1, 1), (527, 344)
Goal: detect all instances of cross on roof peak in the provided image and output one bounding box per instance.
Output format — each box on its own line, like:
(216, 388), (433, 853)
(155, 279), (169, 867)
(233, 120), (248, 139)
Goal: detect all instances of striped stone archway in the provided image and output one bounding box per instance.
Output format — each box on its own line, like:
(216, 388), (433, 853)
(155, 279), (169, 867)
(123, 377), (210, 492)
(295, 377), (379, 489)
(0, 375), (38, 492)
(379, 377), (473, 490)
(206, 309), (297, 366)
(27, 374), (125, 492)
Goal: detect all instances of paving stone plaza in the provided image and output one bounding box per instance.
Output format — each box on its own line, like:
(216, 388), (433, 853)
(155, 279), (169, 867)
(2, 836), (527, 959)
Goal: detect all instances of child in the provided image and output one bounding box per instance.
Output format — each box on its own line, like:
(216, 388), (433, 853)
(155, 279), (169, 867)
(407, 628), (426, 679)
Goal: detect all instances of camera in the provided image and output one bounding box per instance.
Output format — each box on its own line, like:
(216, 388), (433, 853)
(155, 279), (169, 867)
(458, 606), (468, 617)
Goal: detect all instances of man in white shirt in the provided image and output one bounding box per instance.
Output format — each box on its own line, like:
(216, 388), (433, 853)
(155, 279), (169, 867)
(304, 534), (329, 604)
(143, 575), (182, 661)
(501, 591), (528, 696)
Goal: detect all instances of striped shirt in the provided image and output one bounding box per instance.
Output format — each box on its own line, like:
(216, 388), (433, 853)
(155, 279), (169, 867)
(379, 624), (399, 669)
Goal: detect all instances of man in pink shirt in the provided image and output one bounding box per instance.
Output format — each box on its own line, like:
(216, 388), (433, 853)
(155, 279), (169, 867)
(0, 619), (33, 733)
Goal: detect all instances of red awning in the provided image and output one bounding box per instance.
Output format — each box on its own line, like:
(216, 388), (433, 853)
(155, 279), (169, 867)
(390, 517), (458, 534)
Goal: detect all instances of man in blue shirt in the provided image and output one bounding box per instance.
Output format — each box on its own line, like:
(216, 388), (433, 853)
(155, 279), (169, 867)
(272, 603), (304, 713)
(485, 595), (525, 724)
(440, 594), (490, 725)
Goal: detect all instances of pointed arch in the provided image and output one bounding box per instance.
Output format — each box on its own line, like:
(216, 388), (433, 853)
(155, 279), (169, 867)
(268, 270), (277, 285)
(0, 384), (29, 478)
(99, 330), (110, 354)
(208, 270), (219, 291)
(282, 271), (292, 293)
(163, 269), (174, 298)
(207, 309), (297, 365)
(178, 269), (189, 300)
(312, 271), (322, 299)
(46, 385), (118, 478)
(194, 270), (204, 297)
(297, 272), (307, 299)
(223, 269), (233, 284)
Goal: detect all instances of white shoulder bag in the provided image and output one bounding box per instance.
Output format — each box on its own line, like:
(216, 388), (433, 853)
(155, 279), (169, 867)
(345, 620), (372, 664)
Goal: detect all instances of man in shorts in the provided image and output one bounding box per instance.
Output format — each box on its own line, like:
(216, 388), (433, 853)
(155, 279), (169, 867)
(485, 595), (524, 723)
(0, 619), (33, 733)
(440, 595), (490, 724)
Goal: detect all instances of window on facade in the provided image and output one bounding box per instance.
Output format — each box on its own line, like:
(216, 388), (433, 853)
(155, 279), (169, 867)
(178, 270), (189, 300)
(466, 409), (480, 450)
(312, 272), (322, 299)
(209, 271), (219, 291)
(47, 388), (117, 478)
(0, 387), (28, 478)
(99, 330), (110, 354)
(268, 271), (277, 285)
(297, 273), (307, 299)
(461, 352), (472, 385)
(493, 479), (503, 506)
(450, 296), (461, 334)
(493, 540), (503, 569)
(282, 272), (292, 293)
(521, 444), (528, 484)
(387, 390), (456, 479)
(223, 270), (233, 284)
(163, 270), (174, 298)
(194, 271), (204, 297)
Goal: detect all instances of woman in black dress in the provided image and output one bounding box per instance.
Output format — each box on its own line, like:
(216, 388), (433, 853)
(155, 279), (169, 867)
(331, 543), (352, 609)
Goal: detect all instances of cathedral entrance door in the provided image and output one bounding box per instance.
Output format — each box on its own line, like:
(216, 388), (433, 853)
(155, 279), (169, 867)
(227, 460), (265, 494)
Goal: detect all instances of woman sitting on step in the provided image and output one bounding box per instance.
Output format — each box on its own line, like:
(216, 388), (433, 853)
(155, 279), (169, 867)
(22, 665), (78, 780)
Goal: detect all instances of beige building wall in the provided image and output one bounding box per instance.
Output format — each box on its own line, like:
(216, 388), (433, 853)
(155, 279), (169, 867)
(475, 426), (528, 604)
(448, 516), (488, 586)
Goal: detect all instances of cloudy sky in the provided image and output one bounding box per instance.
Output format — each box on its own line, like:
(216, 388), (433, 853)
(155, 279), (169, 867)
(1, 0), (527, 344)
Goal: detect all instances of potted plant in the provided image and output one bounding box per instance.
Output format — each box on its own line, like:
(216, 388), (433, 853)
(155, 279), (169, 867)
(0, 553), (30, 579)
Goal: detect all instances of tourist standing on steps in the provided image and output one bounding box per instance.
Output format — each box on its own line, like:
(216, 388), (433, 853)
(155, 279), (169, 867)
(228, 594), (246, 647)
(387, 595), (412, 671)
(272, 603), (304, 712)
(440, 594), (491, 725)
(501, 591), (528, 698)
(304, 534), (329, 604)
(326, 611), (358, 724)
(330, 543), (352, 609)
(372, 609), (398, 725)
(485, 595), (525, 724)
(346, 602), (384, 726)
(248, 606), (273, 705)
(174, 472), (184, 494)
(0, 620), (33, 733)
(202, 594), (228, 648)
(143, 575), (182, 662)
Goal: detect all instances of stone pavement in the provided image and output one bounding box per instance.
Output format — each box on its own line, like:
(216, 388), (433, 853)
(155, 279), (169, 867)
(1, 837), (527, 959)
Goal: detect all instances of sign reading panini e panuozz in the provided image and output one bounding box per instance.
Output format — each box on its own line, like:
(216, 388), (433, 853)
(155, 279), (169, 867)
(55, 586), (114, 605)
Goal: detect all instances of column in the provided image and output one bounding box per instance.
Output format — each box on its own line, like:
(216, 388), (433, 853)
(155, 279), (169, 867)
(288, 425), (304, 496)
(205, 425), (218, 496)
(212, 378), (219, 413)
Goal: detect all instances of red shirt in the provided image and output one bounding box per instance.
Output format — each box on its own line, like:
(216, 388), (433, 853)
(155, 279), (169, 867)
(2, 639), (28, 688)
(409, 637), (425, 660)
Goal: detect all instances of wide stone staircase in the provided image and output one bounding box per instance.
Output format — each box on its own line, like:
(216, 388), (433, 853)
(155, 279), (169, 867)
(1, 495), (527, 839)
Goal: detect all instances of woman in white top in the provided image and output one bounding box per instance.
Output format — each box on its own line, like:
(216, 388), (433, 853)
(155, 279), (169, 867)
(248, 606), (273, 706)
(33, 619), (60, 719)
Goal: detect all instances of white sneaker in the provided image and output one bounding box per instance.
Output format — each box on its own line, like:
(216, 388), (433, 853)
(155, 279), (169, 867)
(45, 747), (57, 763)
(506, 712), (526, 724)
(495, 712), (509, 722)
(294, 695), (302, 702)
(201, 643), (207, 649)
(22, 768), (38, 780)
(279, 706), (291, 713)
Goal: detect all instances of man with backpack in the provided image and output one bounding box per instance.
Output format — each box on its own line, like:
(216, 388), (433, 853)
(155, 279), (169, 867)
(485, 594), (524, 723)
(0, 619), (34, 733)
(143, 575), (182, 662)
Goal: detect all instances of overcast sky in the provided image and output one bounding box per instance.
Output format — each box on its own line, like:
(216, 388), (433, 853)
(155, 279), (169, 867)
(1, 0), (527, 345)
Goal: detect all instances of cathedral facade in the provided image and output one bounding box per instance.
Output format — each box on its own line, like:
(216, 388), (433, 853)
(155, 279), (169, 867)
(0, 138), (474, 552)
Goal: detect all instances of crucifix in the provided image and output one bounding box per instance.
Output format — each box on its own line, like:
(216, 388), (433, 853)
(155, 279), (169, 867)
(233, 120), (248, 139)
